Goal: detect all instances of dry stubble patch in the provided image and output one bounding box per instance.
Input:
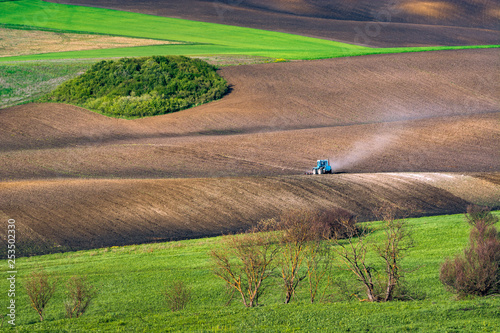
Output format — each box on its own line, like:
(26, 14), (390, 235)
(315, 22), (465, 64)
(0, 28), (179, 57)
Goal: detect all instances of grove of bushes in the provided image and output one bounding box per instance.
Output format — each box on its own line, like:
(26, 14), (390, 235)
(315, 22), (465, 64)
(40, 56), (228, 118)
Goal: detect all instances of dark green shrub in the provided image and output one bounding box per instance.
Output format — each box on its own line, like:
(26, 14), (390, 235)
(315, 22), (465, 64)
(40, 56), (228, 118)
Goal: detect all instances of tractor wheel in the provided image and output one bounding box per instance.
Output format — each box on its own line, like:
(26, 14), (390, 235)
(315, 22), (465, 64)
(313, 169), (318, 175)
(318, 168), (323, 174)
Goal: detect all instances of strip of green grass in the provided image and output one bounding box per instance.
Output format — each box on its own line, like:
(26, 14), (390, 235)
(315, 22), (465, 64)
(0, 0), (366, 61)
(2, 44), (498, 63)
(0, 22), (141, 37)
(0, 0), (498, 63)
(1, 213), (498, 331)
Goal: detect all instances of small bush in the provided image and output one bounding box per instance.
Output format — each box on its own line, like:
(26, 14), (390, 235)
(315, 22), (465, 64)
(278, 209), (331, 242)
(24, 268), (57, 321)
(464, 204), (499, 227)
(274, 208), (357, 241)
(64, 276), (98, 318)
(440, 205), (500, 297)
(321, 208), (357, 240)
(164, 281), (191, 311)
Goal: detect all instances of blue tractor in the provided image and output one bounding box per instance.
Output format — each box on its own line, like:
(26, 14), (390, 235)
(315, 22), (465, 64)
(312, 159), (333, 174)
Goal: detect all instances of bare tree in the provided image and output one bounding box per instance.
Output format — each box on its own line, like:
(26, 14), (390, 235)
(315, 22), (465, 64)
(333, 208), (414, 302)
(25, 268), (57, 321)
(464, 204), (499, 227)
(277, 209), (331, 304)
(332, 224), (378, 301)
(374, 209), (414, 302)
(64, 276), (98, 318)
(210, 227), (279, 307)
(305, 238), (332, 303)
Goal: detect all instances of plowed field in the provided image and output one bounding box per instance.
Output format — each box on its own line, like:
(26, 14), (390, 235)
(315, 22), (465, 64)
(47, 0), (500, 46)
(1, 173), (498, 254)
(1, 49), (499, 254)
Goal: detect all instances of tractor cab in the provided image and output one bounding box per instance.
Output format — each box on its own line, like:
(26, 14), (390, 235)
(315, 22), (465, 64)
(312, 159), (332, 174)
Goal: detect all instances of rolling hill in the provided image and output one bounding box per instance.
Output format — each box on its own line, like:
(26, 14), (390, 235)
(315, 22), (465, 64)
(1, 49), (498, 254)
(46, 0), (500, 46)
(1, 172), (498, 255)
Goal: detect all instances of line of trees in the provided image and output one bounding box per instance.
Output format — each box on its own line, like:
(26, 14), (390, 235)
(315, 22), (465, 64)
(210, 206), (415, 306)
(211, 205), (499, 307)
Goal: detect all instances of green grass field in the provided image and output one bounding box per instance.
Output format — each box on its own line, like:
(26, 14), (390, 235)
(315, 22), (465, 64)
(1, 213), (498, 332)
(0, 0), (498, 63)
(0, 60), (94, 108)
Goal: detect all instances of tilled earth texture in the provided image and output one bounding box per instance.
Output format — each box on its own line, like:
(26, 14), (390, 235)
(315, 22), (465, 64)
(47, 0), (500, 46)
(1, 50), (499, 253)
(1, 173), (498, 254)
(1, 50), (498, 178)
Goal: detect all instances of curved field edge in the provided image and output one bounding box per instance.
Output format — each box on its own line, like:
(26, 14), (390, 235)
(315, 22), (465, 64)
(47, 0), (500, 30)
(0, 212), (498, 331)
(0, 0), (498, 62)
(0, 0), (364, 61)
(0, 172), (498, 256)
(44, 0), (500, 48)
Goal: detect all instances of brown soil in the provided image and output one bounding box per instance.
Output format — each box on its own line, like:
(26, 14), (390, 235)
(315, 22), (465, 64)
(0, 173), (498, 254)
(46, 0), (500, 47)
(0, 28), (177, 57)
(0, 112), (498, 180)
(1, 49), (498, 254)
(1, 49), (498, 178)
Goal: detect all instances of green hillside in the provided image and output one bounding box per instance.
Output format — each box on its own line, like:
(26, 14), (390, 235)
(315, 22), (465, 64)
(1, 213), (498, 331)
(0, 0), (366, 61)
(0, 0), (497, 62)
